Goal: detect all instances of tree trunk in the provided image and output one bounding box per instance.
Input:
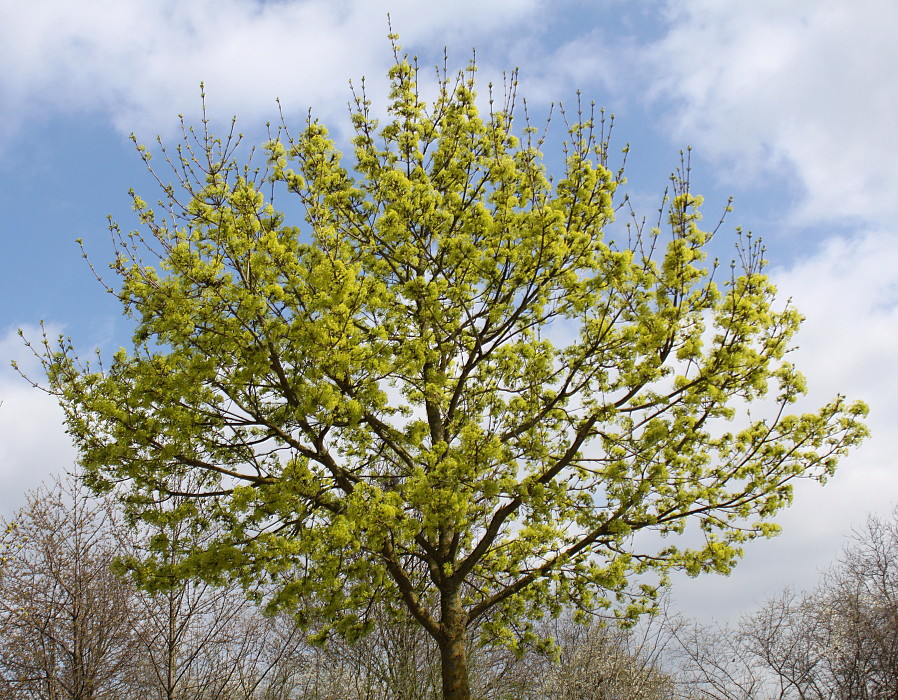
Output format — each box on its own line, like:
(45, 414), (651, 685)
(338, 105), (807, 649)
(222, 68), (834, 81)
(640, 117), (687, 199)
(438, 588), (471, 700)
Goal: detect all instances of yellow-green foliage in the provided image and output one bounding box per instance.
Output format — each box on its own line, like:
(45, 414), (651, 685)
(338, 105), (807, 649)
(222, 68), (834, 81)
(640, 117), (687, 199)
(37, 50), (866, 654)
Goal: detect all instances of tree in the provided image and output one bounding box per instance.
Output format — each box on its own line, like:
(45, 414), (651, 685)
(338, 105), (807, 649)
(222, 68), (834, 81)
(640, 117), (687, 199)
(667, 619), (765, 700)
(670, 508), (898, 700)
(743, 510), (898, 699)
(0, 476), (139, 700)
(532, 613), (678, 699)
(29, 45), (868, 699)
(0, 473), (312, 700)
(823, 509), (898, 698)
(670, 592), (831, 700)
(125, 520), (294, 700)
(108, 473), (312, 700)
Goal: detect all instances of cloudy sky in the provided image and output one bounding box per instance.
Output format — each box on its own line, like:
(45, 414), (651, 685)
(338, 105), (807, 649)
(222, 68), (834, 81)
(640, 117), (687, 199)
(1, 0), (895, 625)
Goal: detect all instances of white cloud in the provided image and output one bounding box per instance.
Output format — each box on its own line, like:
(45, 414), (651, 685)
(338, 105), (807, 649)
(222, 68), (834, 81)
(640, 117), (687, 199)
(631, 0), (898, 617)
(0, 0), (543, 141)
(0, 326), (74, 516)
(615, 0), (898, 623)
(669, 227), (898, 622)
(771, 228), (898, 537)
(643, 0), (898, 228)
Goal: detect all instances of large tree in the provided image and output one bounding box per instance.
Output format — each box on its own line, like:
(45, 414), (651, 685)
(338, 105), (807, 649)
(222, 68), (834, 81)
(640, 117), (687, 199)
(30, 50), (867, 699)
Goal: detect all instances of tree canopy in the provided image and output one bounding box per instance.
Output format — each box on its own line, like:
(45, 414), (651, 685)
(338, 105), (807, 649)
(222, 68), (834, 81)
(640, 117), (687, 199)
(30, 49), (868, 699)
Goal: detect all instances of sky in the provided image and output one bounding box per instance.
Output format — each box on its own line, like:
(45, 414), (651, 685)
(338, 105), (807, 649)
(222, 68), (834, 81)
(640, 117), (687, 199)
(1, 0), (896, 626)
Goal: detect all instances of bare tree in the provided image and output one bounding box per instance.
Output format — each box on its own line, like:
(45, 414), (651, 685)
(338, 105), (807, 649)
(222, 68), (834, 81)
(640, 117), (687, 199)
(221, 611), (311, 700)
(671, 507), (898, 700)
(528, 613), (678, 700)
(127, 577), (270, 700)
(817, 510), (898, 699)
(0, 473), (314, 700)
(0, 475), (139, 700)
(742, 589), (841, 699)
(297, 608), (680, 700)
(118, 484), (311, 700)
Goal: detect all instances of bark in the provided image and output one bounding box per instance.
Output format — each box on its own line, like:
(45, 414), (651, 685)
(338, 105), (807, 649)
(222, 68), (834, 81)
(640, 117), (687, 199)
(438, 587), (472, 700)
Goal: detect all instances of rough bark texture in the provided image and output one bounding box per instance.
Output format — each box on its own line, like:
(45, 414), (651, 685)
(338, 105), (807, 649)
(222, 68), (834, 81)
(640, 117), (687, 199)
(439, 588), (471, 700)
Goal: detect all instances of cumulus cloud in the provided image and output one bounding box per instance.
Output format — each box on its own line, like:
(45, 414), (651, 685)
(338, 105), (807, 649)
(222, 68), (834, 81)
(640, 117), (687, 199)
(0, 0), (543, 140)
(628, 2), (898, 618)
(771, 228), (898, 533)
(0, 326), (74, 515)
(668, 227), (898, 621)
(643, 0), (898, 228)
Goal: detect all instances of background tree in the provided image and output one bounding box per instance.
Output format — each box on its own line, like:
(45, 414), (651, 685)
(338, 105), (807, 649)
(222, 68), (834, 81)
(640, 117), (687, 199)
(298, 602), (680, 699)
(29, 45), (868, 699)
(821, 510), (898, 698)
(0, 472), (308, 700)
(753, 510), (898, 699)
(117, 479), (310, 700)
(125, 504), (239, 700)
(307, 601), (443, 699)
(0, 475), (138, 700)
(670, 508), (898, 699)
(670, 593), (827, 700)
(531, 612), (678, 699)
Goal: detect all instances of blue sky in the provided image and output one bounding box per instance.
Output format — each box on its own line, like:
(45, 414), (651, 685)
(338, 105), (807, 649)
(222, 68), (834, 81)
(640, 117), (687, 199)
(1, 0), (896, 625)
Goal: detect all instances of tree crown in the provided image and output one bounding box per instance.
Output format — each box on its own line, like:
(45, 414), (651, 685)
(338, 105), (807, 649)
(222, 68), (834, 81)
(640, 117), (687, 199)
(31, 49), (868, 652)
